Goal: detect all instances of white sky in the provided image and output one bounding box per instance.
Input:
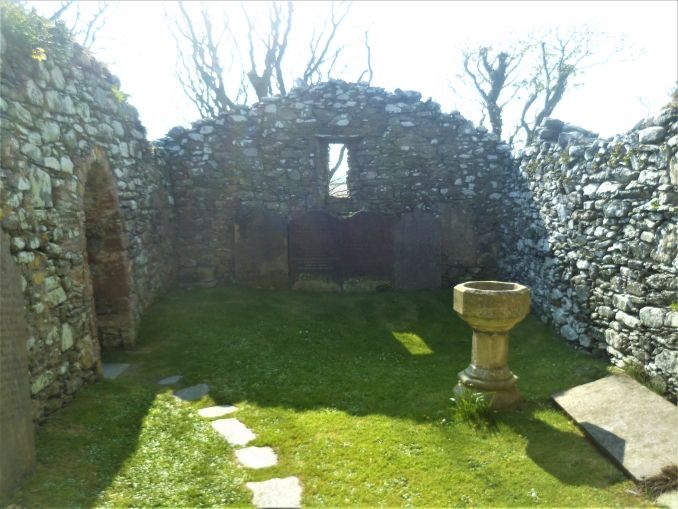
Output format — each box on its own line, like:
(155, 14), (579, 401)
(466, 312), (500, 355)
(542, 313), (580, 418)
(29, 1), (678, 141)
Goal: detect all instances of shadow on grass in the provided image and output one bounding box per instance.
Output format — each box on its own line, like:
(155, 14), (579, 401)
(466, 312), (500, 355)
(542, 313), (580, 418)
(0, 380), (157, 508)
(501, 407), (629, 488)
(2, 285), (629, 507)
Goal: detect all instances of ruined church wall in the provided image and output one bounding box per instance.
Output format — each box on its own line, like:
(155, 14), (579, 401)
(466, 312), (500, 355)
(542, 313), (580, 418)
(0, 26), (176, 421)
(500, 109), (678, 397)
(156, 80), (512, 287)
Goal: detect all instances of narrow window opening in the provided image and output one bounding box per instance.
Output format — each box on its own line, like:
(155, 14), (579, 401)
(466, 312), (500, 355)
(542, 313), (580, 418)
(328, 143), (349, 198)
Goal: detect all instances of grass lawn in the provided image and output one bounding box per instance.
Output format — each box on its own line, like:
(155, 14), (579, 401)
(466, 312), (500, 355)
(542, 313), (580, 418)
(1, 286), (650, 508)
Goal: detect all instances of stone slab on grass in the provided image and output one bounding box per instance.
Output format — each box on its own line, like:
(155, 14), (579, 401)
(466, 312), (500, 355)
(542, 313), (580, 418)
(173, 384), (209, 401)
(246, 476), (302, 508)
(198, 405), (238, 418)
(211, 418), (255, 446)
(102, 363), (130, 379)
(158, 375), (181, 385)
(553, 374), (678, 481)
(657, 489), (678, 509)
(235, 446), (278, 469)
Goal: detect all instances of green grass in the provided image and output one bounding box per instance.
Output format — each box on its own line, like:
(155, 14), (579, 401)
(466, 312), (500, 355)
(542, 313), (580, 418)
(2, 286), (649, 508)
(450, 386), (496, 429)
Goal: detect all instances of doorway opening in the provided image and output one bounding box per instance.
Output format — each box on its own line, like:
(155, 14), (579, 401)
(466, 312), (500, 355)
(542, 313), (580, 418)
(83, 160), (136, 350)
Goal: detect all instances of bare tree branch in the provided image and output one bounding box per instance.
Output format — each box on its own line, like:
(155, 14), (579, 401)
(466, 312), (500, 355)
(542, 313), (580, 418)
(48, 1), (74, 22)
(357, 27), (373, 83)
(166, 0), (363, 115)
(165, 1), (238, 117)
(49, 1), (116, 51)
(455, 25), (631, 145)
(241, 1), (295, 100)
(302, 0), (352, 84)
(459, 45), (526, 138)
(328, 145), (347, 181)
(81, 1), (111, 49)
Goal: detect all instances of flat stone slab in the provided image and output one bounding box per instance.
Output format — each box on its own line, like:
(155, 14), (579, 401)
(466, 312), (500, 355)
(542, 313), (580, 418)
(198, 405), (238, 418)
(101, 363), (130, 379)
(158, 375), (182, 385)
(235, 446), (278, 469)
(553, 375), (678, 481)
(211, 418), (255, 446)
(657, 489), (678, 509)
(173, 383), (209, 401)
(246, 477), (302, 508)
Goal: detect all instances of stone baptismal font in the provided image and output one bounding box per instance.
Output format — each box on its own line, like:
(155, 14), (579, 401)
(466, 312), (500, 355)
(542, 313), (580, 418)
(453, 281), (531, 411)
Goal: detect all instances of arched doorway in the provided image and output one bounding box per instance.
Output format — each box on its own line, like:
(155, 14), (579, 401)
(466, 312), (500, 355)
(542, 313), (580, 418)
(83, 159), (136, 350)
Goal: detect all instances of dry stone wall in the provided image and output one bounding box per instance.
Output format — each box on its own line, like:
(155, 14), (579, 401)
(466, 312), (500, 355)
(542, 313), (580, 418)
(156, 80), (512, 288)
(3, 4), (677, 426)
(0, 27), (175, 421)
(501, 109), (678, 398)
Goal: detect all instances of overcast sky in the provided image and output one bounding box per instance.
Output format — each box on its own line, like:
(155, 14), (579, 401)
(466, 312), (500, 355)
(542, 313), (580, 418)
(29, 1), (678, 141)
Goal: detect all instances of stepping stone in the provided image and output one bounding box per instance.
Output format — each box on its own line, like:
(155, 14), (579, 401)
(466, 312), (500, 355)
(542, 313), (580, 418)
(553, 375), (678, 481)
(211, 418), (256, 446)
(102, 363), (130, 379)
(173, 383), (209, 401)
(235, 446), (278, 469)
(198, 405), (238, 418)
(158, 375), (182, 385)
(246, 477), (302, 508)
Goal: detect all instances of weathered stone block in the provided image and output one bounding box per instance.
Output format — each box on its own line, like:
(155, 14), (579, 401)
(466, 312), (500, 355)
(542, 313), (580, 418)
(1, 233), (36, 492)
(553, 375), (678, 481)
(615, 311), (640, 329)
(289, 211), (341, 292)
(394, 209), (441, 290)
(637, 126), (666, 143)
(655, 350), (678, 375)
(441, 204), (478, 267)
(541, 117), (565, 131)
(28, 166), (53, 208)
(670, 155), (678, 185)
(340, 211), (394, 292)
(235, 208), (289, 290)
(639, 307), (665, 328)
(612, 294), (634, 313)
(60, 323), (74, 351)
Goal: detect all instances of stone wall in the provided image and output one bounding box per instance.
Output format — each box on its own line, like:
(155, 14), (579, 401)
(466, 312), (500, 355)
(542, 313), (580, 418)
(0, 22), (176, 421)
(500, 109), (678, 398)
(3, 4), (677, 425)
(156, 80), (512, 288)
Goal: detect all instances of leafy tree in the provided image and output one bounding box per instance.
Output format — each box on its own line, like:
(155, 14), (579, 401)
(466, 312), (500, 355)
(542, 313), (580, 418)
(453, 26), (631, 145)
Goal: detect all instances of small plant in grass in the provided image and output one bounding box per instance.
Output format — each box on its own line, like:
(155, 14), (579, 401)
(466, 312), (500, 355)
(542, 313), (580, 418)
(623, 360), (665, 396)
(639, 464), (678, 498)
(450, 386), (496, 429)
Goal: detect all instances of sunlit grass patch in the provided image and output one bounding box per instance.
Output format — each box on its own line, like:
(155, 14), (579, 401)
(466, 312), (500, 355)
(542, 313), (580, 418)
(2, 285), (647, 508)
(392, 331), (434, 355)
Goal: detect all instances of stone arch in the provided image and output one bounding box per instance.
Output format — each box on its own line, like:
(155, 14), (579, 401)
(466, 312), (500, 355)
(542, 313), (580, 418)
(82, 157), (136, 350)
